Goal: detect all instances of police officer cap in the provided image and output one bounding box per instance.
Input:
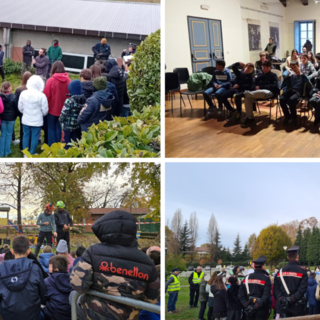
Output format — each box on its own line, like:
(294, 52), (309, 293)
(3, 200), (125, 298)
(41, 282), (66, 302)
(253, 255), (267, 264)
(286, 246), (299, 253)
(172, 268), (180, 272)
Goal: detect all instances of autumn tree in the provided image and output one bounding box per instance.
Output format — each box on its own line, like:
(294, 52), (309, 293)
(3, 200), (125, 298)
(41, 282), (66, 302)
(246, 233), (257, 256)
(170, 209), (183, 254)
(280, 219), (299, 244)
(300, 228), (311, 265)
(252, 225), (292, 268)
(300, 217), (319, 231)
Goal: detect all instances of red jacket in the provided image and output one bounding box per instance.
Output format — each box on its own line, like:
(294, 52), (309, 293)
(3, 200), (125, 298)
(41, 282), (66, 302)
(44, 73), (71, 116)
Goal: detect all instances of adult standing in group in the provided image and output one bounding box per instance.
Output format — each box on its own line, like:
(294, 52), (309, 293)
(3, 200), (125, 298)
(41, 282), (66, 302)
(121, 43), (137, 58)
(304, 40), (313, 53)
(34, 203), (57, 257)
(92, 38), (111, 66)
(33, 48), (49, 83)
(274, 246), (308, 317)
(265, 38), (276, 60)
(188, 266), (204, 309)
(0, 45), (4, 82)
(47, 38), (63, 79)
(43, 61), (71, 146)
(54, 201), (73, 253)
(166, 268), (180, 314)
(21, 40), (35, 77)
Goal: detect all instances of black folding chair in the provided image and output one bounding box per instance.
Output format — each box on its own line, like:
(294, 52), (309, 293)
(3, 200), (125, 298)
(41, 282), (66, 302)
(255, 96), (281, 124)
(165, 72), (180, 113)
(201, 66), (216, 76)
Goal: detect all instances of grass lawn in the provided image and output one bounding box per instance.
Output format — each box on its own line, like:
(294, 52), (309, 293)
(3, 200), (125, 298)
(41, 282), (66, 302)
(0, 73), (80, 158)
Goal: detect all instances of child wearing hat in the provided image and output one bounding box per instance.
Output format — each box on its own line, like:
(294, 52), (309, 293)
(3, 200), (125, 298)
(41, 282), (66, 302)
(56, 239), (74, 272)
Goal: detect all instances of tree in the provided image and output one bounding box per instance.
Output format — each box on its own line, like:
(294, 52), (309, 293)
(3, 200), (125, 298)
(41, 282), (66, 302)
(233, 233), (242, 261)
(300, 217), (319, 231)
(241, 244), (251, 262)
(246, 233), (257, 256)
(171, 209), (183, 255)
(294, 225), (303, 247)
(114, 163), (160, 220)
(0, 163), (37, 232)
(300, 228), (311, 265)
(189, 211), (199, 260)
(281, 219), (299, 244)
(252, 225), (292, 269)
(214, 226), (222, 261)
(306, 227), (320, 266)
(207, 213), (217, 263)
(180, 221), (192, 257)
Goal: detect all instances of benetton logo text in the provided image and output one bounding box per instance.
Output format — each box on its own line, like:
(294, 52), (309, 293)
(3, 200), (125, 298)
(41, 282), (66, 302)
(99, 262), (149, 280)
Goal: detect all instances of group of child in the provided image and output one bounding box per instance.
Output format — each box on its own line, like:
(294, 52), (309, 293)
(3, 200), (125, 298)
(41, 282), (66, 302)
(0, 237), (86, 320)
(0, 58), (129, 157)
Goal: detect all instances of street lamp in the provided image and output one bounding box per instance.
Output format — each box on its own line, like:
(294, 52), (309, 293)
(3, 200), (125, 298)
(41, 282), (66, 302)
(283, 246), (287, 251)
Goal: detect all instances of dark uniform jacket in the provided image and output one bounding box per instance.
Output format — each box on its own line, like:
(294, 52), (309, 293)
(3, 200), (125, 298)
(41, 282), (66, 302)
(70, 210), (160, 320)
(239, 269), (271, 309)
(274, 260), (308, 304)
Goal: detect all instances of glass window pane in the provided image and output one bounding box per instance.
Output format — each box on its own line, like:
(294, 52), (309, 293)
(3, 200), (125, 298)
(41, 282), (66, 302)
(308, 32), (313, 39)
(301, 23), (307, 31)
(301, 31), (307, 38)
(309, 23), (313, 30)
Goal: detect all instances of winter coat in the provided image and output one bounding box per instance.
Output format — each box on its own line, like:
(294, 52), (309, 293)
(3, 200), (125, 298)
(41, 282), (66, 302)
(187, 72), (213, 92)
(211, 285), (227, 318)
(0, 97), (4, 124)
(81, 81), (94, 99)
(227, 284), (242, 310)
(78, 89), (115, 132)
(306, 277), (319, 306)
(43, 272), (73, 320)
(0, 51), (4, 67)
(58, 253), (74, 273)
(107, 65), (127, 116)
(0, 257), (46, 320)
(47, 39), (63, 63)
(18, 75), (48, 127)
(0, 93), (18, 122)
(44, 73), (71, 116)
(54, 209), (73, 232)
(59, 95), (86, 131)
(28, 252), (49, 279)
(69, 256), (81, 274)
(92, 43), (111, 60)
(199, 281), (209, 302)
(35, 55), (49, 77)
(22, 45), (35, 64)
(39, 252), (55, 273)
(105, 59), (118, 73)
(70, 210), (160, 320)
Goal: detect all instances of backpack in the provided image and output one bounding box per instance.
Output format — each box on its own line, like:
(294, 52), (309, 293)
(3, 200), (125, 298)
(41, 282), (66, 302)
(187, 72), (213, 92)
(316, 283), (320, 301)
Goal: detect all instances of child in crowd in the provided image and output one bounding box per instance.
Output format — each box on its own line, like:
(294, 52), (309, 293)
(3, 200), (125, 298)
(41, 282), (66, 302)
(56, 239), (74, 272)
(80, 68), (94, 99)
(226, 276), (242, 320)
(0, 235), (46, 320)
(69, 245), (86, 274)
(70, 250), (76, 259)
(206, 271), (218, 320)
(199, 275), (209, 320)
(39, 245), (55, 273)
(43, 255), (73, 320)
(59, 80), (86, 149)
(211, 274), (227, 320)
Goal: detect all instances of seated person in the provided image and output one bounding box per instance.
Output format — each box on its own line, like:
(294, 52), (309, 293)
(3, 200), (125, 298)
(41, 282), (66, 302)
(38, 245), (55, 273)
(220, 62), (254, 121)
(203, 59), (232, 118)
(283, 49), (300, 78)
(302, 46), (308, 55)
(308, 76), (320, 127)
(69, 245), (86, 274)
(300, 53), (317, 81)
(315, 53), (320, 71)
(308, 51), (318, 69)
(280, 61), (312, 126)
(240, 60), (280, 128)
(255, 52), (267, 75)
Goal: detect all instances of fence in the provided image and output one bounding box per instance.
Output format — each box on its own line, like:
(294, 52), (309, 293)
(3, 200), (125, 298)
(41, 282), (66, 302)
(70, 290), (160, 320)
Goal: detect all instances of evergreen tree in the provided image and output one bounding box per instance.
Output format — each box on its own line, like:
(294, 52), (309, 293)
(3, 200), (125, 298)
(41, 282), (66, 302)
(300, 228), (311, 265)
(233, 233), (242, 261)
(294, 225), (303, 247)
(214, 227), (222, 262)
(307, 227), (320, 266)
(241, 244), (251, 262)
(180, 221), (192, 257)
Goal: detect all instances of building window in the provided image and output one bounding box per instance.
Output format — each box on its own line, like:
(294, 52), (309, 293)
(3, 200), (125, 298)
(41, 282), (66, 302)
(294, 21), (315, 53)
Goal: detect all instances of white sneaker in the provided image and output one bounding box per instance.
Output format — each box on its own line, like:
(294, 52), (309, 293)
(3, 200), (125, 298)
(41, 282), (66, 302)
(13, 139), (20, 146)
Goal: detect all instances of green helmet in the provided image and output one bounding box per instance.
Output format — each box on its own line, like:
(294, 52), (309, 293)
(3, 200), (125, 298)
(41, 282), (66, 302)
(56, 201), (65, 209)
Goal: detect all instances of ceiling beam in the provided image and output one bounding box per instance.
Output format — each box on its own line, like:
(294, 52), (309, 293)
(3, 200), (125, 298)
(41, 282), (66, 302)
(279, 0), (286, 7)
(300, 0), (308, 5)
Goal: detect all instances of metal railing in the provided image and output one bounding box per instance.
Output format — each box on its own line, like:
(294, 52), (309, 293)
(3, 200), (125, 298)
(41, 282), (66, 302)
(70, 290), (160, 320)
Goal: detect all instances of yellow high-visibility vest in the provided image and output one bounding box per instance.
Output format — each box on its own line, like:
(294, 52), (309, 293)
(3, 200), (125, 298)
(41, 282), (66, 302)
(192, 271), (204, 284)
(168, 274), (180, 292)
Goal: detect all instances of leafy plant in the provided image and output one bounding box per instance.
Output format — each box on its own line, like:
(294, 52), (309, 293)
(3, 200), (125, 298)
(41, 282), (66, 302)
(165, 254), (187, 280)
(3, 59), (23, 74)
(127, 29), (160, 112)
(23, 106), (160, 158)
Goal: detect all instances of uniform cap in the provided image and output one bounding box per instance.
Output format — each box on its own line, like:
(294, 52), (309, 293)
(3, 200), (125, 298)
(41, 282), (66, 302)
(253, 255), (267, 264)
(172, 268), (179, 272)
(286, 246), (299, 253)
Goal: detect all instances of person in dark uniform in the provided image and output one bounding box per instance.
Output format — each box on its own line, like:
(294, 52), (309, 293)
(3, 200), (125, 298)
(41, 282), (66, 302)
(239, 255), (271, 320)
(274, 246), (308, 318)
(188, 266), (204, 308)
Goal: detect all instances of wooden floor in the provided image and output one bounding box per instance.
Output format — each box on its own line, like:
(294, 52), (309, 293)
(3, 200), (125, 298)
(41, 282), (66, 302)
(165, 94), (320, 158)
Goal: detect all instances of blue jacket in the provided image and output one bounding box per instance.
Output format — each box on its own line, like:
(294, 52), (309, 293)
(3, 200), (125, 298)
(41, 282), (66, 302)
(139, 301), (160, 320)
(69, 256), (81, 274)
(78, 89), (115, 132)
(44, 272), (73, 320)
(0, 258), (46, 320)
(212, 69), (232, 89)
(92, 43), (111, 60)
(281, 73), (312, 97)
(306, 277), (319, 306)
(39, 252), (55, 273)
(0, 51), (4, 67)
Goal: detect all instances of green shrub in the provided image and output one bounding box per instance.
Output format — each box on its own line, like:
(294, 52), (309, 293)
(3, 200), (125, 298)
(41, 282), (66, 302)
(23, 105), (160, 158)
(127, 29), (160, 112)
(165, 254), (187, 280)
(3, 58), (23, 74)
(276, 261), (287, 269)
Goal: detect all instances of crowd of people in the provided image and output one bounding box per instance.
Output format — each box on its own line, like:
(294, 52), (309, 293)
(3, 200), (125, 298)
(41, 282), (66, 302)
(0, 209), (160, 320)
(0, 38), (135, 157)
(166, 246), (320, 320)
(202, 43), (320, 129)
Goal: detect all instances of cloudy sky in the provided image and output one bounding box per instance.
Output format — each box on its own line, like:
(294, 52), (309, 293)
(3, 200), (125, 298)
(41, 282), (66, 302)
(165, 162), (319, 250)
